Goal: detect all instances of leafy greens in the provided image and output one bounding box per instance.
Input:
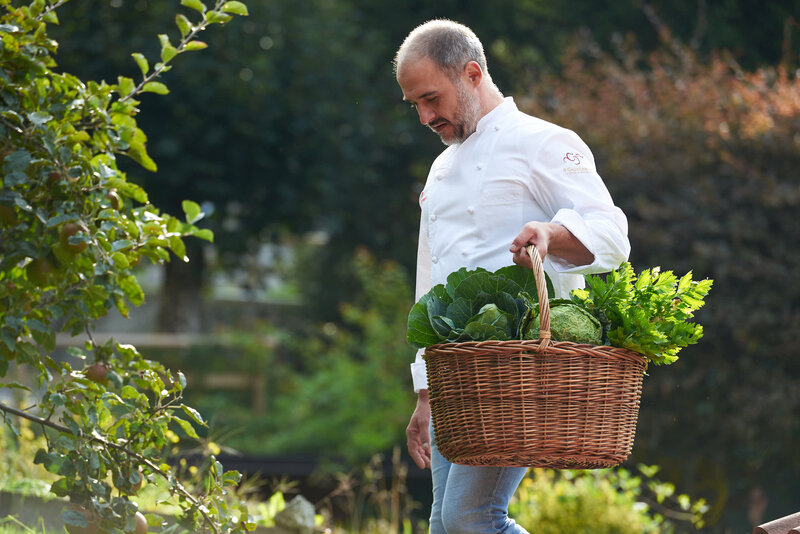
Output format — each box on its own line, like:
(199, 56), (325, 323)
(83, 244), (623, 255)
(407, 262), (713, 366)
(406, 265), (554, 349)
(570, 263), (713, 365)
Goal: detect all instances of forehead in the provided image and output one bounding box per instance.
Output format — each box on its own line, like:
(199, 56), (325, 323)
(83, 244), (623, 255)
(396, 56), (454, 101)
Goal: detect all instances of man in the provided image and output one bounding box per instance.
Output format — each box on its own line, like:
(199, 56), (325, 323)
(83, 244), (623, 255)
(394, 19), (630, 534)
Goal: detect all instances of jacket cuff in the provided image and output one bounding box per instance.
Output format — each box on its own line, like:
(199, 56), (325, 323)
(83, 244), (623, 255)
(410, 358), (428, 393)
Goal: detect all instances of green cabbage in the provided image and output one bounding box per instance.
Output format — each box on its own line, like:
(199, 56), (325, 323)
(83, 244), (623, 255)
(522, 299), (602, 345)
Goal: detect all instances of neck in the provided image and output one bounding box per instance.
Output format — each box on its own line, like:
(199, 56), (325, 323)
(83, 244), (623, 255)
(479, 88), (505, 119)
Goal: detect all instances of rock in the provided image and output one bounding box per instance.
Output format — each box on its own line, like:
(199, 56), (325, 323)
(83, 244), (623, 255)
(273, 495), (316, 534)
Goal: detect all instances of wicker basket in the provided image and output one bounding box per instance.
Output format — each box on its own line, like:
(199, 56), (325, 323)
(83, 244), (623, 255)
(423, 246), (647, 468)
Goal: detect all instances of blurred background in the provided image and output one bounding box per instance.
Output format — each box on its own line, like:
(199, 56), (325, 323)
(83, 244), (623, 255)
(28, 0), (800, 531)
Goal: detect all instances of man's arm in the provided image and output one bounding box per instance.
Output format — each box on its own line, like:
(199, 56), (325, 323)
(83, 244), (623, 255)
(509, 221), (593, 269)
(406, 389), (431, 469)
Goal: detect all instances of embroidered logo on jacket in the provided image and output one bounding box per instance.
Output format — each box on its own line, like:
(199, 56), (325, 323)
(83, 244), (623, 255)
(562, 152), (590, 174)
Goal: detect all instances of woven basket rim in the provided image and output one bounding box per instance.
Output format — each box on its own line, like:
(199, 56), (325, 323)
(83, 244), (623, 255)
(424, 338), (648, 367)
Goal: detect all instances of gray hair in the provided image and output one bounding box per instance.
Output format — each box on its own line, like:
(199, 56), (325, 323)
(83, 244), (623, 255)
(394, 19), (490, 82)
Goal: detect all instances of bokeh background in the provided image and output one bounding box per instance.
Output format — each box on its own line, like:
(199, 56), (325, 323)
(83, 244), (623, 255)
(28, 0), (800, 531)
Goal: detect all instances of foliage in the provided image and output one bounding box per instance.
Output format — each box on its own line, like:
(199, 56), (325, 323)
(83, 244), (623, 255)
(316, 447), (425, 534)
(0, 418), (57, 499)
(406, 260), (711, 365)
(0, 0), (253, 532)
(568, 264), (712, 365)
(253, 248), (417, 462)
(509, 466), (707, 534)
(36, 0), (799, 328)
(521, 30), (800, 528)
(406, 265), (550, 348)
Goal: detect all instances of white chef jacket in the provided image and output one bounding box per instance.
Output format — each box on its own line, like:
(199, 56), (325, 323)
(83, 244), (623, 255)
(411, 97), (630, 392)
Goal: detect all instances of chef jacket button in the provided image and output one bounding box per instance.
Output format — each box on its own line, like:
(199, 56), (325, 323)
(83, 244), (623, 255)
(430, 214), (437, 222)
(435, 172), (443, 181)
(476, 164), (483, 170)
(461, 250), (468, 256)
(494, 125), (500, 131)
(432, 256), (439, 264)
(467, 206), (475, 214)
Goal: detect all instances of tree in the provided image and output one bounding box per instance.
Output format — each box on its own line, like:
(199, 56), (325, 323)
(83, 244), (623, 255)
(519, 28), (800, 530)
(39, 0), (800, 330)
(0, 0), (254, 531)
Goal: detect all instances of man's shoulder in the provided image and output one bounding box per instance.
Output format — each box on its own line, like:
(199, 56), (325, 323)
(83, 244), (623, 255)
(508, 108), (569, 137)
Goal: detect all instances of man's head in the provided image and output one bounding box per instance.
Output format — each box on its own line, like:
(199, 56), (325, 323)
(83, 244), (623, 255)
(394, 20), (502, 145)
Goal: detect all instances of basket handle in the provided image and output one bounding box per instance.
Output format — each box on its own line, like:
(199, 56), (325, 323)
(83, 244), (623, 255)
(525, 245), (551, 350)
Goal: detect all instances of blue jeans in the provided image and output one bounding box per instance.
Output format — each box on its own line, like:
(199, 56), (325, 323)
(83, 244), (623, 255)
(429, 422), (530, 534)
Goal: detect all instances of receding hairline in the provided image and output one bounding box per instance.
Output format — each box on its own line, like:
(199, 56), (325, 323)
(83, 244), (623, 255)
(393, 19), (489, 80)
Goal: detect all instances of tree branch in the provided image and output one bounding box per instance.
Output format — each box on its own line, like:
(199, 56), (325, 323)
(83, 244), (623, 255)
(36, 0), (70, 22)
(119, 0), (230, 104)
(0, 400), (220, 534)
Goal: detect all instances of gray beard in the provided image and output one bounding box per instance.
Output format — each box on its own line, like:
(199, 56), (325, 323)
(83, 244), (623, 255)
(442, 82), (482, 145)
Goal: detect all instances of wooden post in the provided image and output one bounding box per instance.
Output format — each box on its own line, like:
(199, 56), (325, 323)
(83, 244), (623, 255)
(754, 512), (800, 534)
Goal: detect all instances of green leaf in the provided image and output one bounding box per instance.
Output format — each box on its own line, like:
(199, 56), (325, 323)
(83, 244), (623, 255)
(168, 236), (188, 262)
(221, 1), (249, 16)
(5, 172), (28, 186)
(106, 178), (148, 203)
(46, 213), (77, 228)
(117, 76), (135, 97)
(3, 150), (31, 172)
(2, 326), (18, 351)
(462, 303), (511, 340)
(30, 327), (55, 352)
(180, 403), (206, 426)
(175, 14), (192, 37)
(111, 252), (130, 269)
(495, 263), (555, 300)
(445, 298), (475, 329)
(131, 52), (149, 76)
(127, 140), (157, 172)
(42, 10), (58, 24)
(111, 239), (133, 252)
(27, 111), (52, 126)
(192, 228), (214, 242)
(119, 274), (145, 306)
(444, 267), (485, 299)
(206, 11), (233, 24)
(462, 321), (509, 342)
(121, 385), (139, 400)
(407, 294), (446, 349)
(142, 81), (169, 95)
(62, 509), (89, 527)
(183, 41), (208, 51)
(158, 34), (178, 63)
(181, 0), (206, 13)
(173, 416), (199, 439)
(51, 478), (71, 497)
(181, 200), (203, 224)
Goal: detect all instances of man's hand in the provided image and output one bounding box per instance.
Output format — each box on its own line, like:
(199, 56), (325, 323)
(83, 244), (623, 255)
(406, 390), (432, 469)
(510, 221), (594, 269)
(509, 222), (553, 269)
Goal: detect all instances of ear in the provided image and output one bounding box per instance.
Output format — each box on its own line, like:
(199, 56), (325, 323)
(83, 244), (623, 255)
(463, 61), (483, 87)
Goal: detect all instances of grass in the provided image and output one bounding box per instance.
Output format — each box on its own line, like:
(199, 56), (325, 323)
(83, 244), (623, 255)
(0, 516), (59, 534)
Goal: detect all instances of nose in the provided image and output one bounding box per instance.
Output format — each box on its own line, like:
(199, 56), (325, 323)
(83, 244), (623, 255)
(417, 104), (435, 126)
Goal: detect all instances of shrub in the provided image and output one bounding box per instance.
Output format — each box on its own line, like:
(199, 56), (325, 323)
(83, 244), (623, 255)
(509, 466), (706, 534)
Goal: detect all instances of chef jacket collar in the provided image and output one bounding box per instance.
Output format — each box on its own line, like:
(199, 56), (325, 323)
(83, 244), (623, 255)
(474, 96), (517, 136)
